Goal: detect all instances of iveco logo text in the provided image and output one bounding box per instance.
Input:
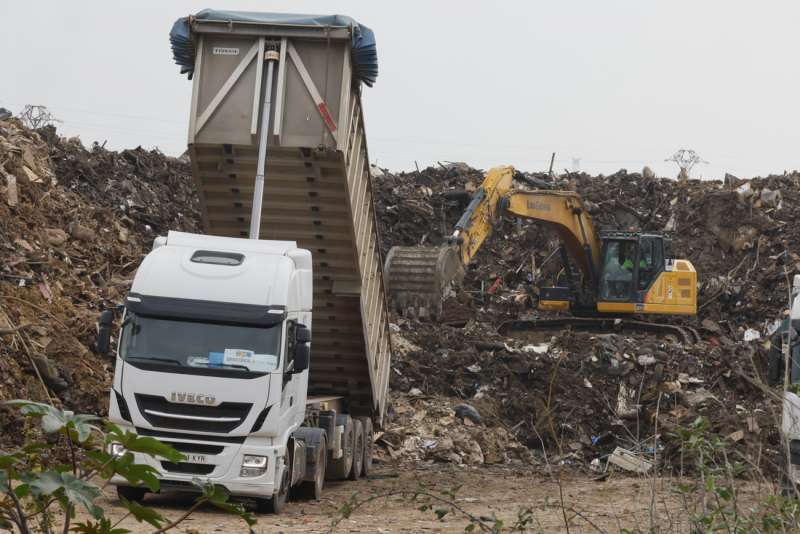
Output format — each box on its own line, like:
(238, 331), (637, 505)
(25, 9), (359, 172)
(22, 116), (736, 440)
(170, 392), (216, 405)
(212, 47), (240, 56)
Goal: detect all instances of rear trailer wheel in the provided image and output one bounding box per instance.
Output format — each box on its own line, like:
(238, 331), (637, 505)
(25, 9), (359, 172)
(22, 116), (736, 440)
(349, 419), (364, 480)
(357, 417), (374, 477)
(326, 415), (354, 480)
(116, 485), (146, 503)
(299, 435), (327, 500)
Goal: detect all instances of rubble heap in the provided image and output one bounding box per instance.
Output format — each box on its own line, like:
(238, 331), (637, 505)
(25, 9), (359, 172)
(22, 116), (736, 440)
(0, 118), (199, 435)
(0, 118), (794, 475)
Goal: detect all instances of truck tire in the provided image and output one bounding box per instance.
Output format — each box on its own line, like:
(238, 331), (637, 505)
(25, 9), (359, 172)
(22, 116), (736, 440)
(116, 485), (146, 503)
(349, 419), (364, 480)
(298, 434), (327, 500)
(258, 464), (289, 514)
(326, 414), (353, 480)
(357, 417), (374, 477)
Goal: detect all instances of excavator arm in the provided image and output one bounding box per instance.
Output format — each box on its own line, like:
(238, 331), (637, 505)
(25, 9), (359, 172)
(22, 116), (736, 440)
(448, 166), (515, 265)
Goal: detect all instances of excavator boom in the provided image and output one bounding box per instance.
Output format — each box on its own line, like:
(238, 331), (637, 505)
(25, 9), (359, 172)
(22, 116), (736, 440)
(504, 190), (601, 286)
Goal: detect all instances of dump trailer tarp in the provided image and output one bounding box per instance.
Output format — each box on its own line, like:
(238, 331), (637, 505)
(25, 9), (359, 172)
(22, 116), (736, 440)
(169, 10), (378, 86)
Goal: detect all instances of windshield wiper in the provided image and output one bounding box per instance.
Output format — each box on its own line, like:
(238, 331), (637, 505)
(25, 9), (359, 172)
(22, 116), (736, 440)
(125, 356), (183, 366)
(216, 363), (251, 371)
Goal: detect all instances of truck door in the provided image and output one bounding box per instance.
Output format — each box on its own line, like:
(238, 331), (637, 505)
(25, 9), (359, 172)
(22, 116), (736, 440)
(278, 321), (302, 432)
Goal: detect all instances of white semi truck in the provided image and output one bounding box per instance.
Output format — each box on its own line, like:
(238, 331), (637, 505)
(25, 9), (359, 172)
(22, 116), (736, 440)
(97, 11), (391, 512)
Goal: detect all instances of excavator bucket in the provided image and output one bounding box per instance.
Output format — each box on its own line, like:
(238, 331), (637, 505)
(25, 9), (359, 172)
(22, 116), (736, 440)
(384, 245), (464, 318)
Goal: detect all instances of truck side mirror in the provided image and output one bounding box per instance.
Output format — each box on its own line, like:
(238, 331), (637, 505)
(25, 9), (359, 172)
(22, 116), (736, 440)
(294, 343), (309, 372)
(96, 310), (114, 356)
(296, 324), (311, 343)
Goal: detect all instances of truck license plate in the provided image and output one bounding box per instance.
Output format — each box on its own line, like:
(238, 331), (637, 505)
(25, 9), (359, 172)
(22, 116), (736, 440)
(186, 454), (207, 463)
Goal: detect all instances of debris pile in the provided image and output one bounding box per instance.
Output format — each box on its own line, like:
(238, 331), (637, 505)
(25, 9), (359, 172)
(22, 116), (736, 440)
(0, 118), (199, 437)
(0, 119), (794, 476)
(376, 394), (533, 466)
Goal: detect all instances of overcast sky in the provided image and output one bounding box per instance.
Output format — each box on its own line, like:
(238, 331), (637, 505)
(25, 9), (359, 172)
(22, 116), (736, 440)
(3, 1), (799, 179)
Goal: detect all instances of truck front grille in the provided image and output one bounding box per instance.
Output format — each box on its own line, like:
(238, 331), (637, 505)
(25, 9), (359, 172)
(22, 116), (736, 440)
(160, 441), (225, 455)
(135, 394), (252, 433)
(135, 427), (246, 444)
(161, 462), (215, 475)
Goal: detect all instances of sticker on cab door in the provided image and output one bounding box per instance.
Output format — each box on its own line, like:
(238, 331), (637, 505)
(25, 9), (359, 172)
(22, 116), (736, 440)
(223, 349), (278, 372)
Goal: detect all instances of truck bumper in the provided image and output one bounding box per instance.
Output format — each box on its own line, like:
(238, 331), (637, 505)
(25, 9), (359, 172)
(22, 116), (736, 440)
(109, 428), (283, 498)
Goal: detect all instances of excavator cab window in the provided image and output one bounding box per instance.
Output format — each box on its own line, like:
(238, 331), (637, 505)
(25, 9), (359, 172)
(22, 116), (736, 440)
(637, 236), (664, 291)
(599, 240), (636, 301)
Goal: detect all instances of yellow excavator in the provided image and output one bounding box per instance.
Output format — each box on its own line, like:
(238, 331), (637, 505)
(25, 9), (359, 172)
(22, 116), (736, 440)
(384, 166), (697, 328)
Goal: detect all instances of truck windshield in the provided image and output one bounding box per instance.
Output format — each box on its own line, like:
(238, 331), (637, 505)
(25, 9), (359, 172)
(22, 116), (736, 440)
(120, 314), (281, 374)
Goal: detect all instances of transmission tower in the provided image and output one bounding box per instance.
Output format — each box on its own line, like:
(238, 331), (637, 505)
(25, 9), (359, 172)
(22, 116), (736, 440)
(665, 149), (708, 180)
(18, 105), (60, 129)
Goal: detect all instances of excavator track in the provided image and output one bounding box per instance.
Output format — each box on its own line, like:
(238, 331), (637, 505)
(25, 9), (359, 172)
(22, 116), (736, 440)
(383, 245), (463, 318)
(498, 317), (700, 344)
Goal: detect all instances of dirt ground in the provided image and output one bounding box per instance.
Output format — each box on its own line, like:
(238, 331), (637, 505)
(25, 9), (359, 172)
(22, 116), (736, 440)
(74, 464), (770, 534)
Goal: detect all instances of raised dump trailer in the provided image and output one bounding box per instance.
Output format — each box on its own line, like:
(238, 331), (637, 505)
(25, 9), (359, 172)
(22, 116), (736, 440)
(101, 11), (391, 512)
(177, 11), (390, 420)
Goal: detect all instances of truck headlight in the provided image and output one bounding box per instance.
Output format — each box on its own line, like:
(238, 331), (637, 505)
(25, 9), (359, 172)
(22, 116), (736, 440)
(110, 443), (125, 457)
(240, 455), (267, 477)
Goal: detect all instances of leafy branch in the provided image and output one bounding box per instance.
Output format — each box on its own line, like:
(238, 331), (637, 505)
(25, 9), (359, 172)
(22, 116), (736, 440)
(0, 400), (256, 534)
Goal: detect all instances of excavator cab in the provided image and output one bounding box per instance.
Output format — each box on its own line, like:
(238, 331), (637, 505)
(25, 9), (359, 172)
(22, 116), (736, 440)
(595, 231), (695, 315)
(598, 232), (664, 303)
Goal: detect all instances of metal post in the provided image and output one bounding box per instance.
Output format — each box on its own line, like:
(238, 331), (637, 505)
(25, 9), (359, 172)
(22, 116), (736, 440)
(250, 46), (280, 240)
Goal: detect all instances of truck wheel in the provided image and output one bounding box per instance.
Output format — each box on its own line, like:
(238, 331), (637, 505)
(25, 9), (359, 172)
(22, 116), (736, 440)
(116, 485), (146, 503)
(299, 434), (327, 500)
(349, 419), (364, 480)
(357, 417), (374, 477)
(258, 466), (289, 514)
(326, 415), (353, 480)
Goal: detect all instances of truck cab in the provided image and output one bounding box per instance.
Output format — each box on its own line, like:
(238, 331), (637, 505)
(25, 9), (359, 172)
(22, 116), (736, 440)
(101, 231), (363, 511)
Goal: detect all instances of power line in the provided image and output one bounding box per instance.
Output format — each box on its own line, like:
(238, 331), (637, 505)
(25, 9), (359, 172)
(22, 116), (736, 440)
(60, 119), (184, 139)
(2, 100), (186, 126)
